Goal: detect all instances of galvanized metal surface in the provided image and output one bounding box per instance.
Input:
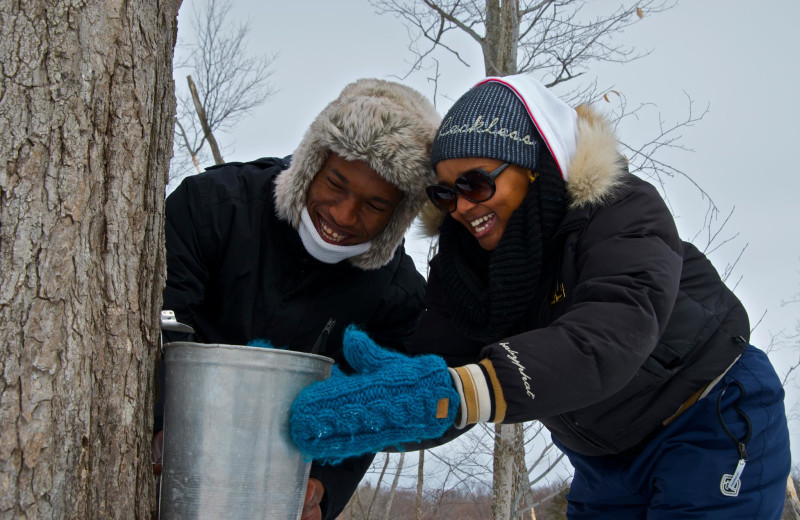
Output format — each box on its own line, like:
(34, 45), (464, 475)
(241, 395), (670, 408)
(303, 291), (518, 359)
(159, 342), (332, 520)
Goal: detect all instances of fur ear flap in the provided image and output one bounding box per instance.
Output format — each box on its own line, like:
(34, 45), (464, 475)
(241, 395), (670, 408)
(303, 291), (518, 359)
(418, 201), (446, 238)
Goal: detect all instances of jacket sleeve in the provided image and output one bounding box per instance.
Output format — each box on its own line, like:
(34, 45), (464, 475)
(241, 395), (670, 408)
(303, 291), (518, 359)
(444, 181), (685, 426)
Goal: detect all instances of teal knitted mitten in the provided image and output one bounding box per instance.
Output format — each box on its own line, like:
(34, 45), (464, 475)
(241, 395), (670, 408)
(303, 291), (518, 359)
(289, 325), (459, 463)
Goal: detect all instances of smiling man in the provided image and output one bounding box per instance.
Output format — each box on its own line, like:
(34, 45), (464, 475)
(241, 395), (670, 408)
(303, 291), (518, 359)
(303, 153), (404, 249)
(155, 78), (440, 520)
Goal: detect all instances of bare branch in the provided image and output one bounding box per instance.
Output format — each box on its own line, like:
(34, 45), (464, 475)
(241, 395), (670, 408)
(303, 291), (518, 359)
(187, 75), (224, 164)
(174, 119), (203, 173)
(170, 0), (276, 181)
(750, 308), (768, 338)
(423, 0), (485, 42)
(371, 0), (676, 82)
(415, 450), (425, 520)
(782, 357), (800, 388)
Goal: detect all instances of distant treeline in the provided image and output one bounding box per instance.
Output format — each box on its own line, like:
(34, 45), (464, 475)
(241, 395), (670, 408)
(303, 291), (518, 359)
(336, 481), (568, 520)
(336, 475), (800, 519)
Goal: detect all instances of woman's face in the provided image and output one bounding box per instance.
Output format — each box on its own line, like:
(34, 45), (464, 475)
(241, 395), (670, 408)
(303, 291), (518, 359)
(435, 157), (531, 251)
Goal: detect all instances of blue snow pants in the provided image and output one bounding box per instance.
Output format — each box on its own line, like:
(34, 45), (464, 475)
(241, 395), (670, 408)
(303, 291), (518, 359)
(555, 345), (790, 519)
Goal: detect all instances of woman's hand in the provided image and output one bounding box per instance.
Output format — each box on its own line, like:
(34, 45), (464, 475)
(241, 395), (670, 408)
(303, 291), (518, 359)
(290, 325), (459, 462)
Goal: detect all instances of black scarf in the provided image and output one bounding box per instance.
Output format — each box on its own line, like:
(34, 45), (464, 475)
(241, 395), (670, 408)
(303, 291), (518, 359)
(436, 174), (567, 343)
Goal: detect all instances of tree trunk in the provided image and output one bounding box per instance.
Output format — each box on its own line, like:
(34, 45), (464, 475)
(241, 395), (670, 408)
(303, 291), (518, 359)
(382, 452), (404, 520)
(493, 423), (524, 519)
(484, 5), (526, 516)
(787, 475), (800, 520)
(415, 450), (425, 520)
(484, 0), (520, 76)
(0, 1), (180, 518)
(513, 427), (534, 518)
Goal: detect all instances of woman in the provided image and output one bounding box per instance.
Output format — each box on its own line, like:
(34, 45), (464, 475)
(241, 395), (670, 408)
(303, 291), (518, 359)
(290, 74), (790, 519)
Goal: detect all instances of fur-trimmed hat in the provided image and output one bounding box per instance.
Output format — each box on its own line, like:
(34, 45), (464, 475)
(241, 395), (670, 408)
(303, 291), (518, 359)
(274, 78), (441, 270)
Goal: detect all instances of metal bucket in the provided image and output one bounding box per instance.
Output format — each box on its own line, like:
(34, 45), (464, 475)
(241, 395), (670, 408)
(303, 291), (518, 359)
(159, 342), (333, 520)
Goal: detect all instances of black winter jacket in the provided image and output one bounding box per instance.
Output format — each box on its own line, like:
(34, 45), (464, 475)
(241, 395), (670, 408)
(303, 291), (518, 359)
(411, 107), (748, 456)
(159, 158), (426, 518)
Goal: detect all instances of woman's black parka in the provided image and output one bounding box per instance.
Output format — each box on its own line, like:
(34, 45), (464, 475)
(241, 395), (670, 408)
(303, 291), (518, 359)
(411, 106), (749, 456)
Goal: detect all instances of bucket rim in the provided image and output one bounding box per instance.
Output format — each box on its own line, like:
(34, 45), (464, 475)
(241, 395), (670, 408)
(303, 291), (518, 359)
(163, 341), (334, 364)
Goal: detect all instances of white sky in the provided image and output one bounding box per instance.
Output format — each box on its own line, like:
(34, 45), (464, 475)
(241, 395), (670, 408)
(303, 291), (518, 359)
(175, 0), (800, 466)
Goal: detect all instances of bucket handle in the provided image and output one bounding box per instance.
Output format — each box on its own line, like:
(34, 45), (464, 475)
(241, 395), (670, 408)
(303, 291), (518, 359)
(160, 310), (195, 356)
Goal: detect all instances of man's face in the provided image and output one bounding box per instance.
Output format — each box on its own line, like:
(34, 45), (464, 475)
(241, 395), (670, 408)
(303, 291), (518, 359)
(306, 153), (404, 246)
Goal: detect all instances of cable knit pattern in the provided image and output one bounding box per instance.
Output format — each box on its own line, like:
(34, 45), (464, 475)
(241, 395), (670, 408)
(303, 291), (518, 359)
(289, 325), (459, 464)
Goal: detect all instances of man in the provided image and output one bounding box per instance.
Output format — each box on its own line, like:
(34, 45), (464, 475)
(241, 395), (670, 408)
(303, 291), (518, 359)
(154, 78), (440, 520)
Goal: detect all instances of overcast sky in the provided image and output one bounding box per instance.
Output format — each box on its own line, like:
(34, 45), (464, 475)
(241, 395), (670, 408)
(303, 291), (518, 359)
(174, 0), (800, 464)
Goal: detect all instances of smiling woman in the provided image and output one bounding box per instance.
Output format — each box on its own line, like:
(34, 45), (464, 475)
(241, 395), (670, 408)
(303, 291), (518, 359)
(289, 72), (792, 520)
(412, 73), (791, 519)
(431, 158), (530, 251)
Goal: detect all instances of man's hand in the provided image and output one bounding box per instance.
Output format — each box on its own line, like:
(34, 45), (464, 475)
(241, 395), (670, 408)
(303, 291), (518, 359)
(152, 430), (164, 476)
(301, 478), (324, 520)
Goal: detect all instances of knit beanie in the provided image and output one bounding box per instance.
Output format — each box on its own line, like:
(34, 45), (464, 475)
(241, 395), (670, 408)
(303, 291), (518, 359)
(430, 81), (542, 172)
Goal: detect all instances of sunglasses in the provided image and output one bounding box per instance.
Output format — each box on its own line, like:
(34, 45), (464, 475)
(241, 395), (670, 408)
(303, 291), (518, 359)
(425, 163), (510, 214)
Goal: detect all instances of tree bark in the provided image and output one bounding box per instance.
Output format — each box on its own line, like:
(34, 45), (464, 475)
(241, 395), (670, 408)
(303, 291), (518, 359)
(493, 423), (523, 519)
(484, 0), (520, 76)
(485, 5), (525, 515)
(787, 475), (800, 520)
(0, 0), (180, 518)
(415, 450), (424, 520)
(382, 452), (404, 520)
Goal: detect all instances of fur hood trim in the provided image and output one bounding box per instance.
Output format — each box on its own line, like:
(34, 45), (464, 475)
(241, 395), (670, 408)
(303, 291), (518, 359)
(420, 102), (624, 236)
(567, 104), (625, 209)
(275, 78), (441, 270)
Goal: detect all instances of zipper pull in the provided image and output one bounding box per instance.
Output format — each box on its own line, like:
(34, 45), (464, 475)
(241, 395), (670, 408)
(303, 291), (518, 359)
(310, 318), (336, 355)
(720, 456), (746, 497)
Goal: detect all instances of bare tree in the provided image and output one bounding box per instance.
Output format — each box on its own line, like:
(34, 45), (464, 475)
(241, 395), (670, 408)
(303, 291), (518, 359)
(371, 0), (673, 80)
(382, 452), (406, 520)
(171, 0), (276, 184)
(776, 273), (800, 417)
(415, 449), (426, 519)
(0, 1), (179, 518)
(369, 0), (727, 211)
(492, 422), (522, 519)
(343, 453), (408, 520)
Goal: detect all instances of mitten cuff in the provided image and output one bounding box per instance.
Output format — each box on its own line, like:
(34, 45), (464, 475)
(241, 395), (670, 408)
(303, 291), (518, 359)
(448, 359), (507, 428)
